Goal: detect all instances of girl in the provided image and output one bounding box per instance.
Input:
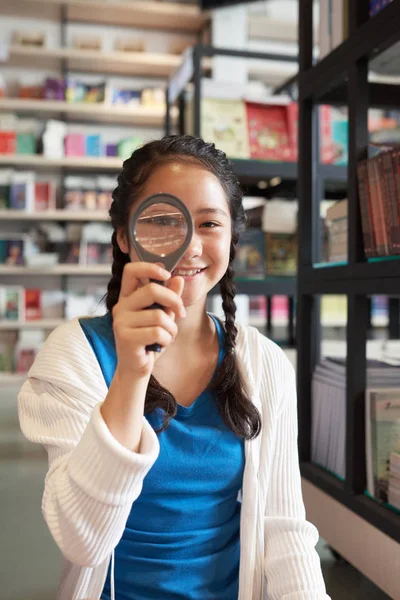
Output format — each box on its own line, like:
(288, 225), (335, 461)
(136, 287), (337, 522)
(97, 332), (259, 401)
(18, 135), (330, 600)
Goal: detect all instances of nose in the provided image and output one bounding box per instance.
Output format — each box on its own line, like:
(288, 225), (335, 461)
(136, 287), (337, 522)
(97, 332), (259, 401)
(183, 232), (202, 260)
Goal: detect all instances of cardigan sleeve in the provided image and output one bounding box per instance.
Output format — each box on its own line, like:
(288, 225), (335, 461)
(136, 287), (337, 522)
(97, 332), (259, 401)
(263, 359), (331, 600)
(18, 321), (160, 569)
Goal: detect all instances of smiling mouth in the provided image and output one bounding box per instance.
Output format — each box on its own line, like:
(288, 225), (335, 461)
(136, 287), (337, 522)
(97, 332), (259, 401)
(172, 267), (206, 277)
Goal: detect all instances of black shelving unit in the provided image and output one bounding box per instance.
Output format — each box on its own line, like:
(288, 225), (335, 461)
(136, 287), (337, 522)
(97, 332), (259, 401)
(297, 0), (400, 545)
(166, 44), (348, 346)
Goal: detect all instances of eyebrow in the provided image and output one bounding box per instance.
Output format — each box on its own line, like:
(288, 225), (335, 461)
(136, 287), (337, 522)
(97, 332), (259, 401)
(195, 207), (229, 218)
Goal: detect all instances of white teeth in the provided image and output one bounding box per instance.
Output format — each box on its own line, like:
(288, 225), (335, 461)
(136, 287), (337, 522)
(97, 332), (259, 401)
(174, 268), (203, 276)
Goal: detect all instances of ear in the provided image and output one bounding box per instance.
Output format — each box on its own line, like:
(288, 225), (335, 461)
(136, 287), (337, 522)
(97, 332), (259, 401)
(116, 229), (129, 254)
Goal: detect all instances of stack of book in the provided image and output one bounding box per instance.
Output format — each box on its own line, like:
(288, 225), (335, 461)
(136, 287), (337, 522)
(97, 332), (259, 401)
(388, 452), (400, 510)
(366, 387), (400, 508)
(325, 198), (348, 263)
(311, 358), (347, 479)
(357, 146), (400, 258)
(312, 358), (400, 486)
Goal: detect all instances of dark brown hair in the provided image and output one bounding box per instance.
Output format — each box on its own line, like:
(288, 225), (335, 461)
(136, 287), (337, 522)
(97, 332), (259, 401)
(105, 135), (261, 440)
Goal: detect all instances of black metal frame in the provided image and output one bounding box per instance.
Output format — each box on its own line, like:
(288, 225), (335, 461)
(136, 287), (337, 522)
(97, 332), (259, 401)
(297, 0), (400, 544)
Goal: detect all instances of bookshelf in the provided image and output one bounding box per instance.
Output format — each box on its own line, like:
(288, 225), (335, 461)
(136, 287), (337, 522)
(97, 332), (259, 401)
(296, 0), (400, 595)
(0, 319), (64, 330)
(0, 0), (208, 33)
(0, 154), (123, 171)
(0, 99), (178, 127)
(6, 45), (182, 78)
(0, 210), (109, 222)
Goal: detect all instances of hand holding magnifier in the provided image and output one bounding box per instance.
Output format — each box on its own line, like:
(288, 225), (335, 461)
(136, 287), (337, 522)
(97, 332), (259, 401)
(129, 193), (194, 353)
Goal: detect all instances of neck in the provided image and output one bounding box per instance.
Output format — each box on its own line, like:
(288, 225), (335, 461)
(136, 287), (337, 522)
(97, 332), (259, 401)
(174, 297), (213, 347)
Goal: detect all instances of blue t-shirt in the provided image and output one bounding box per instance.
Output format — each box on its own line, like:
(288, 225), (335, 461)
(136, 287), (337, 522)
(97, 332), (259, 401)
(80, 313), (245, 600)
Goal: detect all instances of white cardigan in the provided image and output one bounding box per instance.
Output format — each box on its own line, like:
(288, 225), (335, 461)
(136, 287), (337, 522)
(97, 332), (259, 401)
(18, 318), (330, 600)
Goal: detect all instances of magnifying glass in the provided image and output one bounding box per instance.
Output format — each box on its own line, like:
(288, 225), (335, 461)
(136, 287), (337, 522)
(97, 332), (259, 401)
(129, 192), (194, 353)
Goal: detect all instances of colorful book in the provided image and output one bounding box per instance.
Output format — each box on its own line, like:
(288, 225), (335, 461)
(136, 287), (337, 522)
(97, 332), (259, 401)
(246, 102), (294, 162)
(365, 389), (400, 503)
(233, 229), (266, 279)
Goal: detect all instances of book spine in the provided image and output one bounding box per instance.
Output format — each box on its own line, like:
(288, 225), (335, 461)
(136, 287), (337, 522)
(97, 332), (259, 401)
(319, 0), (331, 59)
(369, 156), (387, 255)
(367, 158), (382, 255)
(332, 0), (344, 49)
(357, 161), (373, 257)
(379, 152), (396, 255)
(391, 150), (400, 254)
(376, 154), (390, 255)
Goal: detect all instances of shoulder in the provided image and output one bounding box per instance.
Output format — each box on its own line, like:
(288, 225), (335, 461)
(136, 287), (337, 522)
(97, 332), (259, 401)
(26, 317), (107, 402)
(236, 323), (295, 398)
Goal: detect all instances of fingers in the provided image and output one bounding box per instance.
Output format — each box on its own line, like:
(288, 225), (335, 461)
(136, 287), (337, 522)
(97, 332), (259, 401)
(124, 282), (186, 318)
(115, 309), (178, 340)
(115, 325), (174, 350)
(120, 262), (171, 299)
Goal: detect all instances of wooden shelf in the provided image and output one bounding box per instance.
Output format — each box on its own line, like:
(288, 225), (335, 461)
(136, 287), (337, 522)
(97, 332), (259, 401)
(0, 265), (111, 276)
(0, 210), (109, 221)
(0, 98), (177, 127)
(0, 154), (122, 171)
(6, 45), (182, 78)
(0, 319), (63, 330)
(0, 0), (207, 32)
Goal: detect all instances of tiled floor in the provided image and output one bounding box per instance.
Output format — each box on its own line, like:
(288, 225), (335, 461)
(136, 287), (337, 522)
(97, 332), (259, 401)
(0, 376), (391, 600)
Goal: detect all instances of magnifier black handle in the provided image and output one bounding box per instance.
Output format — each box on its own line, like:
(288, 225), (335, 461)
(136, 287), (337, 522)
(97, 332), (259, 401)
(145, 279), (165, 353)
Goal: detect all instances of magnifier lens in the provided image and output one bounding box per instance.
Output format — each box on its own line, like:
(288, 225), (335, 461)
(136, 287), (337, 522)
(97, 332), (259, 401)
(135, 202), (188, 258)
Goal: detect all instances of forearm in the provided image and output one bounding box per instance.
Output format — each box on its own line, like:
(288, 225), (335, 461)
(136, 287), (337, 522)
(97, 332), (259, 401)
(101, 367), (150, 453)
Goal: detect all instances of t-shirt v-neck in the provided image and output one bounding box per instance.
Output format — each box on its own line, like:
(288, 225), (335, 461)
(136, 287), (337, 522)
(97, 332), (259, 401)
(174, 313), (226, 419)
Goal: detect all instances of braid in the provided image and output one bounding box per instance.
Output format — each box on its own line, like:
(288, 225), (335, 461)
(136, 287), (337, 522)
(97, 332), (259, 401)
(220, 243), (238, 354)
(105, 230), (129, 313)
(209, 242), (262, 440)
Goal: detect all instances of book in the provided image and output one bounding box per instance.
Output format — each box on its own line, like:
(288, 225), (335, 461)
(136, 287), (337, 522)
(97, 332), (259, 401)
(34, 182), (56, 211)
(192, 97), (250, 159)
(0, 286), (24, 321)
(25, 289), (42, 321)
(233, 229), (266, 279)
(265, 232), (297, 275)
(357, 160), (376, 257)
(246, 102), (294, 162)
(0, 237), (25, 266)
(365, 389), (400, 503)
(326, 199), (348, 262)
(9, 171), (35, 211)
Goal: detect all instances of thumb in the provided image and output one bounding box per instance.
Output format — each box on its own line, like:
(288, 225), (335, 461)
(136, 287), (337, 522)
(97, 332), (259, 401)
(167, 275), (185, 298)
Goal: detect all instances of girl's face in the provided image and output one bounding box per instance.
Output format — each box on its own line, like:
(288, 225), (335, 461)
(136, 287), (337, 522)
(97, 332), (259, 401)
(118, 162), (232, 308)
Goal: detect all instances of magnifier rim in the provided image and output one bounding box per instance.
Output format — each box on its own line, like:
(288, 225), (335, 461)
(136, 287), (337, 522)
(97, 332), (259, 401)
(129, 192), (194, 264)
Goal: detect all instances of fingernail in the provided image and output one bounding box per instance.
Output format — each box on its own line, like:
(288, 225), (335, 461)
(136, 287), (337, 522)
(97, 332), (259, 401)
(180, 307), (187, 318)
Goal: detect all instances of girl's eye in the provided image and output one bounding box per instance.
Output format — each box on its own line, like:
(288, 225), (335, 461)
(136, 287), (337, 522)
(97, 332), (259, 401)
(200, 222), (219, 228)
